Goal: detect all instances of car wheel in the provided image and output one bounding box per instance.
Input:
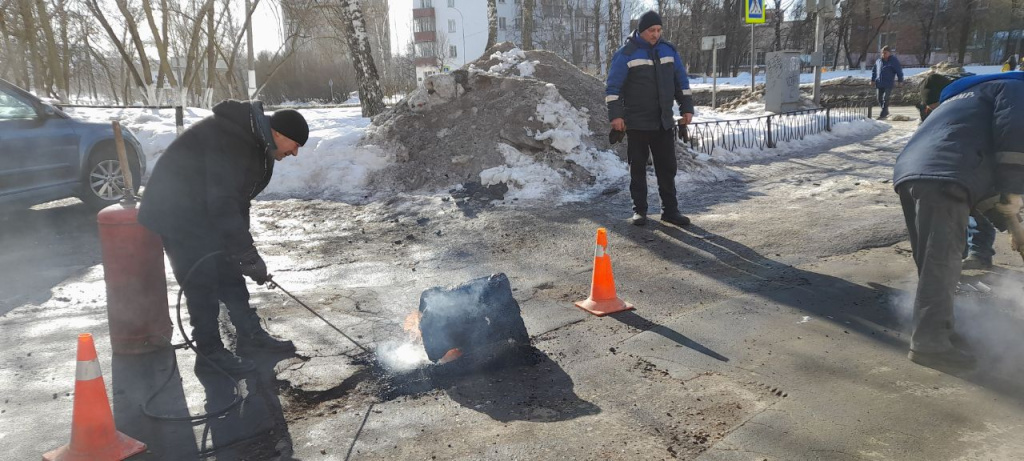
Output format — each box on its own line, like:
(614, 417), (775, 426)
(79, 147), (141, 210)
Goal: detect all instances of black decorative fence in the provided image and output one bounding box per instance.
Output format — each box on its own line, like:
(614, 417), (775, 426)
(684, 105), (873, 156)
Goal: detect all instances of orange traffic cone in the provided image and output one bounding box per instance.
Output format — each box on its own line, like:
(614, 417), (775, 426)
(575, 228), (635, 316)
(43, 334), (146, 461)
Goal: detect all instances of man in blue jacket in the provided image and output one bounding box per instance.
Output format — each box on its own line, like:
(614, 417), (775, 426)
(893, 72), (1024, 370)
(871, 46), (903, 119)
(606, 10), (694, 227)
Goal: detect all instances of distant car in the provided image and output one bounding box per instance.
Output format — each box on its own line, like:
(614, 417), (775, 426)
(0, 78), (144, 210)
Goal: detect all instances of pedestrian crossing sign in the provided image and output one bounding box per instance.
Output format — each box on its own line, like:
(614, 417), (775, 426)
(746, 0), (765, 23)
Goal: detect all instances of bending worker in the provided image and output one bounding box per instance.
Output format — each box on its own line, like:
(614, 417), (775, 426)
(139, 100), (309, 375)
(606, 10), (695, 227)
(893, 71), (1024, 370)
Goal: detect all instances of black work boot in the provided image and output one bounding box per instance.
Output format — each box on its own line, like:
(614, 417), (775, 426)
(195, 347), (255, 376)
(237, 328), (296, 355)
(631, 213), (648, 226)
(661, 212), (691, 227)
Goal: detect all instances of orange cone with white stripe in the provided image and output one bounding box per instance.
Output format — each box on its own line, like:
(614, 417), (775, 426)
(575, 228), (635, 316)
(43, 334), (146, 461)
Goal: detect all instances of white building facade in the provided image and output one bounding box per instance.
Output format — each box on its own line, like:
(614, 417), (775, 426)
(410, 0), (637, 83)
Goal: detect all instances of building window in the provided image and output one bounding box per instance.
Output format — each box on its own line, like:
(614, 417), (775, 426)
(419, 0), (432, 8)
(448, 0), (454, 6)
(450, 45), (458, 58)
(514, 17), (521, 30)
(415, 17), (435, 33)
(499, 16), (506, 30)
(448, 19), (456, 33)
(878, 32), (897, 50)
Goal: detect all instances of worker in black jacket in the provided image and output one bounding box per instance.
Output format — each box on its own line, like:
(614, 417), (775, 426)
(893, 72), (1024, 370)
(606, 10), (695, 227)
(139, 100), (308, 375)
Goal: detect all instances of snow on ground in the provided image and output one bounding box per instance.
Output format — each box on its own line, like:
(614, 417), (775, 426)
(64, 63), (1000, 205)
(689, 65), (1003, 89)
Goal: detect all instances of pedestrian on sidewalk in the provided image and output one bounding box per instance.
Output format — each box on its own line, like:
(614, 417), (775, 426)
(605, 10), (694, 227)
(893, 72), (1024, 370)
(871, 46), (903, 119)
(139, 100), (308, 375)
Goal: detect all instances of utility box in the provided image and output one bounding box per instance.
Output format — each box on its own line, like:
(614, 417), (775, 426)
(764, 51), (803, 113)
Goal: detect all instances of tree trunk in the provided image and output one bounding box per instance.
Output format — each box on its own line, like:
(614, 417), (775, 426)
(112, 0), (153, 88)
(207, 3), (216, 104)
(142, 0), (177, 87)
(16, 0), (45, 92)
(486, 0), (498, 50)
(772, 0), (782, 51)
(606, 0), (622, 72)
(522, 0), (534, 49)
(84, 0), (149, 99)
(955, 0), (976, 65)
(593, 0), (602, 74)
(340, 0), (386, 117)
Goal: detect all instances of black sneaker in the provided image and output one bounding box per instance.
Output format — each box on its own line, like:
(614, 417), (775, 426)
(237, 329), (296, 355)
(961, 254), (993, 271)
(195, 348), (255, 375)
(661, 212), (691, 227)
(908, 347), (976, 370)
(631, 213), (647, 226)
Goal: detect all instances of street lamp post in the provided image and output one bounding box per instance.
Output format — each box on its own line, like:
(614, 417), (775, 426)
(449, 5), (467, 68)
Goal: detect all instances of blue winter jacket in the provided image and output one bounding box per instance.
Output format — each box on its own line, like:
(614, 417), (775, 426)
(893, 74), (1024, 205)
(871, 55), (904, 89)
(605, 32), (695, 131)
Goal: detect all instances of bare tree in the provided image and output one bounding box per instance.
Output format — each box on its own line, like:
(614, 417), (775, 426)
(953, 0), (978, 64)
(593, 0), (602, 74)
(486, 0), (498, 49)
(339, 0), (385, 117)
(606, 0), (622, 71)
(522, 0), (535, 49)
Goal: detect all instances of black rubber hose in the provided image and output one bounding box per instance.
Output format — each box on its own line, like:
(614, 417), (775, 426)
(141, 250), (243, 424)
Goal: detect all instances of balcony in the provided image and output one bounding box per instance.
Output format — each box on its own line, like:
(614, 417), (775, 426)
(415, 56), (439, 67)
(414, 31), (436, 43)
(413, 7), (434, 18)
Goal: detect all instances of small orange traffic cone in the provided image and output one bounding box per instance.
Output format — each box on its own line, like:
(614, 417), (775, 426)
(575, 228), (635, 316)
(43, 334), (146, 461)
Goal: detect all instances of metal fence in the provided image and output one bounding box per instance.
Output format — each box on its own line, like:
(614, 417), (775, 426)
(684, 105), (873, 156)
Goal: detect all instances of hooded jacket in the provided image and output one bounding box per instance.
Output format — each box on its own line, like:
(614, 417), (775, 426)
(893, 74), (1024, 205)
(605, 32), (694, 131)
(139, 100), (274, 255)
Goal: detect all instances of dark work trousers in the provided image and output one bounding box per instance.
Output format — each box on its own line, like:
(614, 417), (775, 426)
(162, 235), (259, 353)
(877, 87), (893, 116)
(626, 128), (678, 215)
(897, 180), (969, 353)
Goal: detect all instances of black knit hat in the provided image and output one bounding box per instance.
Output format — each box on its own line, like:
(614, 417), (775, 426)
(637, 10), (662, 33)
(270, 109), (309, 146)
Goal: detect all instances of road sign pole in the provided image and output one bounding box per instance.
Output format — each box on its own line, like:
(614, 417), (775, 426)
(812, 11), (824, 106)
(712, 42), (718, 109)
(751, 23), (755, 92)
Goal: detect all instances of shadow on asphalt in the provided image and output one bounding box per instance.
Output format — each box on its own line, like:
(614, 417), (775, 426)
(437, 348), (601, 423)
(609, 310), (729, 362)
(634, 223), (1024, 404)
(0, 201), (100, 314)
(111, 347), (296, 460)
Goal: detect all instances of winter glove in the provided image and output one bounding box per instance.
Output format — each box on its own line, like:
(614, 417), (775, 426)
(232, 246), (269, 285)
(676, 123), (689, 142)
(609, 129), (626, 145)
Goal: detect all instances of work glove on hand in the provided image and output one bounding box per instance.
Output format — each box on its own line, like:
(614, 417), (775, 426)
(609, 129), (626, 145)
(994, 194), (1024, 255)
(233, 246), (269, 285)
(676, 122), (689, 142)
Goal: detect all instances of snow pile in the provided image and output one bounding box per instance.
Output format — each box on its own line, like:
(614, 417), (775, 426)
(532, 84), (592, 153)
(480, 47), (539, 78)
(365, 42), (620, 201)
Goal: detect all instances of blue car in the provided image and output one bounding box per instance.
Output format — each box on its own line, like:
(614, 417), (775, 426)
(0, 78), (145, 210)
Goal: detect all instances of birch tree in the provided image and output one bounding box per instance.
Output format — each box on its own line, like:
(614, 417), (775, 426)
(606, 0), (622, 71)
(522, 0), (534, 49)
(339, 0), (385, 117)
(486, 0), (498, 50)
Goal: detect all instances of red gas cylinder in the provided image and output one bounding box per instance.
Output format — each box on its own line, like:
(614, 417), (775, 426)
(97, 201), (172, 354)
